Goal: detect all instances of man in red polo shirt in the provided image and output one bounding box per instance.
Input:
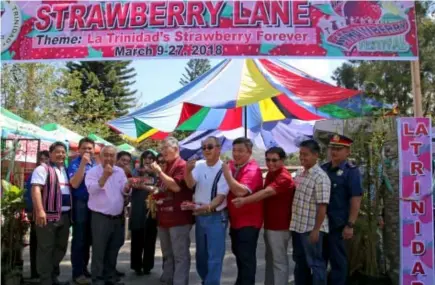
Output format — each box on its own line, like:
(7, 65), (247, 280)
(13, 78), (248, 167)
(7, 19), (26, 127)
(150, 137), (194, 285)
(222, 137), (263, 285)
(232, 146), (295, 285)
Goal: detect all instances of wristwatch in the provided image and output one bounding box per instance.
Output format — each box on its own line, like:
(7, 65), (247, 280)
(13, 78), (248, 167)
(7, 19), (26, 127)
(346, 222), (354, 228)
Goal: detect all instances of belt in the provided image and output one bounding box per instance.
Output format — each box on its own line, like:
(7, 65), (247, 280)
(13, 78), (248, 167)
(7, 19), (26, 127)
(93, 211), (123, 220)
(197, 209), (227, 216)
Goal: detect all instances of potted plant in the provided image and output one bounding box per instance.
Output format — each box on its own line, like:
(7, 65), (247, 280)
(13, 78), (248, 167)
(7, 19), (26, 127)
(1, 180), (30, 285)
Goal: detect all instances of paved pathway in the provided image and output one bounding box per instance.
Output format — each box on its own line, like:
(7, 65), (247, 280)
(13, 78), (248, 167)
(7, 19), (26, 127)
(23, 228), (295, 285)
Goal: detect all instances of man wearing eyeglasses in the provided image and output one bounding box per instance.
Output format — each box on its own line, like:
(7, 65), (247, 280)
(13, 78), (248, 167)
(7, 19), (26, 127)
(184, 136), (229, 285)
(232, 147), (295, 285)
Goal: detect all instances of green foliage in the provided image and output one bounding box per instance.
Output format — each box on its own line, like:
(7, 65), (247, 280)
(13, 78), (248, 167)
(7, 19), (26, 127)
(179, 59), (211, 86)
(56, 70), (114, 139)
(65, 61), (137, 143)
(286, 153), (300, 166)
(66, 61), (137, 117)
(1, 63), (63, 124)
(344, 117), (397, 278)
(332, 2), (435, 116)
(1, 180), (29, 277)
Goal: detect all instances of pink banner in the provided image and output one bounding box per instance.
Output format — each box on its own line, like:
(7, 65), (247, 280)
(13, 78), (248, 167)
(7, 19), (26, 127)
(2, 134), (51, 163)
(1, 1), (418, 61)
(398, 118), (434, 285)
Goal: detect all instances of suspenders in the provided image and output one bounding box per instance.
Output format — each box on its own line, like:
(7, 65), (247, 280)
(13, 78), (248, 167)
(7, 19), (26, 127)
(210, 169), (223, 201)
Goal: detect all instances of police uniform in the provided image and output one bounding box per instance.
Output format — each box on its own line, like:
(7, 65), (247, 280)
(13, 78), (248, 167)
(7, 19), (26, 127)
(321, 135), (363, 285)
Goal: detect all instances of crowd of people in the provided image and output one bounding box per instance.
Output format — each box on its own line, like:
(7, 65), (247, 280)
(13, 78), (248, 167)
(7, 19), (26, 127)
(25, 133), (363, 285)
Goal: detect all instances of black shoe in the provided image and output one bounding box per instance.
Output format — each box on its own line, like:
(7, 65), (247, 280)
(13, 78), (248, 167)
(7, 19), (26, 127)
(143, 270), (151, 275)
(83, 270), (91, 278)
(134, 270), (144, 276)
(53, 280), (70, 285)
(115, 270), (125, 277)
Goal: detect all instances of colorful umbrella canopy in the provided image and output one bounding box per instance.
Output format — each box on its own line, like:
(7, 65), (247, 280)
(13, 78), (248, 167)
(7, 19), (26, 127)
(108, 59), (395, 142)
(179, 119), (314, 161)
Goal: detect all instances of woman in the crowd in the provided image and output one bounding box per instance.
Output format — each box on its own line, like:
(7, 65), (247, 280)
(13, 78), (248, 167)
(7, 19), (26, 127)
(129, 150), (159, 275)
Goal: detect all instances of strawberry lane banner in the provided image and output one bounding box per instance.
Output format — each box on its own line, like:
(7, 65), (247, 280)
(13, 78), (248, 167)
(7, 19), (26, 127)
(397, 118), (434, 285)
(1, 1), (418, 61)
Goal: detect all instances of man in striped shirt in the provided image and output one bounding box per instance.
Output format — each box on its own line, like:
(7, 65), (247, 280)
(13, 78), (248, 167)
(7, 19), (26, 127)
(290, 140), (331, 285)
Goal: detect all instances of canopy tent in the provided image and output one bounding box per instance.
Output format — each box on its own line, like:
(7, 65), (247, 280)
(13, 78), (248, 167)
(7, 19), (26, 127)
(88, 133), (113, 146)
(108, 59), (395, 142)
(1, 108), (66, 163)
(1, 107), (59, 142)
(41, 123), (84, 150)
(116, 143), (140, 155)
(180, 119), (314, 161)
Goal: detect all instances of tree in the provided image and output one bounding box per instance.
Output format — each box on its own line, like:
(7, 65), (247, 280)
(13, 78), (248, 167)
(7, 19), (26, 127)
(332, 2), (435, 116)
(1, 63), (63, 123)
(55, 70), (115, 139)
(66, 61), (137, 117)
(179, 59), (211, 86)
(64, 61), (137, 142)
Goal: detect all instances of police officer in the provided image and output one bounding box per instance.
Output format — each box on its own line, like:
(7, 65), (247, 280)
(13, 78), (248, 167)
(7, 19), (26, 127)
(321, 134), (363, 285)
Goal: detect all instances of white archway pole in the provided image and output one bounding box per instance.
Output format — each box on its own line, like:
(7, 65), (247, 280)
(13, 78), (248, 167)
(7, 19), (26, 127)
(411, 60), (423, 117)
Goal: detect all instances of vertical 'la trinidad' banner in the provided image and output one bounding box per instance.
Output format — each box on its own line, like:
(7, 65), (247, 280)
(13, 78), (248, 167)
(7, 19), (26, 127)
(398, 118), (434, 285)
(1, 1), (418, 61)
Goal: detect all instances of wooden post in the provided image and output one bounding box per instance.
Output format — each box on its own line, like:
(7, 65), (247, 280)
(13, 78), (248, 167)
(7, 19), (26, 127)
(410, 60), (423, 117)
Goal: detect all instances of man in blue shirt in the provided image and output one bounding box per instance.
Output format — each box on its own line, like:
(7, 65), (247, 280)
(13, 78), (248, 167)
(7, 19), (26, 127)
(321, 135), (363, 285)
(68, 138), (96, 285)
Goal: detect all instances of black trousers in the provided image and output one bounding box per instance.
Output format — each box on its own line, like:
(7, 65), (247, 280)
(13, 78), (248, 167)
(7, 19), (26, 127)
(91, 212), (125, 285)
(30, 221), (38, 278)
(230, 227), (260, 285)
(130, 217), (158, 273)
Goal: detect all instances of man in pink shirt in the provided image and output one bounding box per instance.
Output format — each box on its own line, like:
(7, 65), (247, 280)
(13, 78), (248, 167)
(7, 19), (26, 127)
(85, 146), (132, 285)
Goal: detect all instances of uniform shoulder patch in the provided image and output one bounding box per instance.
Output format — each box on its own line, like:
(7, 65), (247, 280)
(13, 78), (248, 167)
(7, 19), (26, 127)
(346, 162), (357, 169)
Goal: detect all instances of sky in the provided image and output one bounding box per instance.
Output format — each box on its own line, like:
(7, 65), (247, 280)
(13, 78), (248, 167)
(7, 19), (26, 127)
(130, 58), (347, 108)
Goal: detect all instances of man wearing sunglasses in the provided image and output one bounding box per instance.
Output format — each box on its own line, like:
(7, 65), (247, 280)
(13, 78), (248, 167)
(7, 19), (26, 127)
(222, 137), (264, 285)
(184, 136), (229, 285)
(321, 135), (363, 285)
(232, 147), (295, 285)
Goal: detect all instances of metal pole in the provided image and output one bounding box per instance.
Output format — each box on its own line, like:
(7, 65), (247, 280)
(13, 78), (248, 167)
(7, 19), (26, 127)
(244, 106), (247, 138)
(411, 60), (423, 117)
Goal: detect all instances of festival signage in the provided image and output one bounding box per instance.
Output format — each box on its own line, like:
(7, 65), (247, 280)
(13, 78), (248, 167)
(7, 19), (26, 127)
(1, 134), (51, 163)
(1, 1), (418, 61)
(397, 118), (434, 285)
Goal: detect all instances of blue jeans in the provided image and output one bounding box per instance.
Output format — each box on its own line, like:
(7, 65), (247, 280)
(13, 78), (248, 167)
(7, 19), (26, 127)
(71, 199), (92, 278)
(195, 211), (228, 285)
(292, 231), (327, 285)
